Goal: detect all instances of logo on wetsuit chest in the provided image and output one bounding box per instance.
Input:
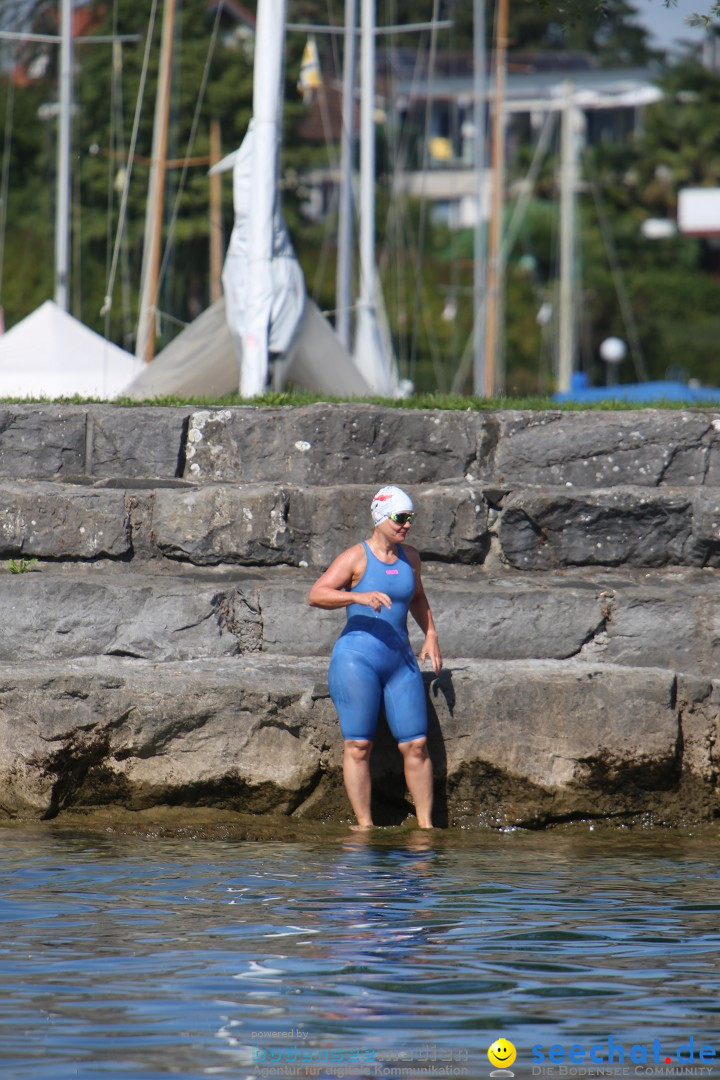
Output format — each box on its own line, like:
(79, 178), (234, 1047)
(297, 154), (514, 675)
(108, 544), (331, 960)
(386, 568), (399, 574)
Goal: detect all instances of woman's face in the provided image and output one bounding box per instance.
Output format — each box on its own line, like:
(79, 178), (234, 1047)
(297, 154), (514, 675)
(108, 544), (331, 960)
(376, 513), (413, 542)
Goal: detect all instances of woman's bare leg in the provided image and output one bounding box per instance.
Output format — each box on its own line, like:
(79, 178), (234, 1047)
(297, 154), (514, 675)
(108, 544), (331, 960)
(343, 739), (374, 828)
(398, 738), (433, 828)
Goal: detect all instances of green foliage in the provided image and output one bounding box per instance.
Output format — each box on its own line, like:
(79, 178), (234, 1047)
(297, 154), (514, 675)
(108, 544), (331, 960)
(504, 0), (661, 66)
(7, 558), (38, 574)
(3, 0), (720, 399)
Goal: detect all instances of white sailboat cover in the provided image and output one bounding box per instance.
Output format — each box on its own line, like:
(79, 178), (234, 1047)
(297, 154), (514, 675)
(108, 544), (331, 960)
(218, 123), (306, 372)
(0, 301), (144, 399)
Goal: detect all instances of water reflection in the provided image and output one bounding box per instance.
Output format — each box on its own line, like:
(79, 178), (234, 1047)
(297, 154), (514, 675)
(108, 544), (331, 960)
(0, 825), (718, 1078)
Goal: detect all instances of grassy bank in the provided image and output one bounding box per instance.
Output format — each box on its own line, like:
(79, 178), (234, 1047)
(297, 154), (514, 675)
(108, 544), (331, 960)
(3, 391), (720, 410)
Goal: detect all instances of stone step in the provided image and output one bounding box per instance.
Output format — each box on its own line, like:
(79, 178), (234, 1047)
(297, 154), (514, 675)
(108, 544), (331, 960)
(0, 653), (715, 827)
(183, 405), (720, 489)
(5, 403), (718, 831)
(3, 404), (720, 489)
(3, 562), (718, 678)
(497, 484), (720, 570)
(2, 477), (720, 572)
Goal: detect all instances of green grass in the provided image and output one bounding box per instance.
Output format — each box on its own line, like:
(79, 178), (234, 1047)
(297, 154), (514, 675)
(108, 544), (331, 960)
(1, 390), (720, 410)
(7, 558), (38, 574)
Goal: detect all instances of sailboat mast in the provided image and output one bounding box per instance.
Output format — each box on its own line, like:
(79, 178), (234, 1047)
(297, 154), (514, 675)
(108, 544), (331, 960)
(357, 0), (377, 351)
(557, 79), (577, 393)
(55, 0), (72, 312)
(483, 0), (508, 397)
(336, 0), (357, 351)
(241, 0), (288, 397)
(473, 0), (487, 396)
(136, 0), (176, 363)
(353, 0), (395, 395)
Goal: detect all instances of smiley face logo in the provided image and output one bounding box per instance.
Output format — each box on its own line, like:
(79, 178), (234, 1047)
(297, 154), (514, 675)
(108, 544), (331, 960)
(488, 1038), (517, 1071)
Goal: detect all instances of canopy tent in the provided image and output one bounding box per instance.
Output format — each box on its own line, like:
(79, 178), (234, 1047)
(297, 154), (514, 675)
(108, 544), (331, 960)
(0, 301), (144, 400)
(553, 373), (720, 405)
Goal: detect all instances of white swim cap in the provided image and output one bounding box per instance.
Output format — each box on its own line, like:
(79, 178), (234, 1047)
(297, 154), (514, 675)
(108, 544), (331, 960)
(371, 485), (414, 525)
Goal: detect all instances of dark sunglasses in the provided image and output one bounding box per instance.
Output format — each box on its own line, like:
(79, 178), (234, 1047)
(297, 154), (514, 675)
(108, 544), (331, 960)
(389, 512), (415, 525)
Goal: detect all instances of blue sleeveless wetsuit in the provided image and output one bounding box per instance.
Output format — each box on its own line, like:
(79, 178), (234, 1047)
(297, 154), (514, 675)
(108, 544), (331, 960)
(328, 541), (428, 743)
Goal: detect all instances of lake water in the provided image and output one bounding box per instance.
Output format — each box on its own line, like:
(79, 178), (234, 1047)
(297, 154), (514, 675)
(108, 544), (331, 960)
(1, 821), (719, 1080)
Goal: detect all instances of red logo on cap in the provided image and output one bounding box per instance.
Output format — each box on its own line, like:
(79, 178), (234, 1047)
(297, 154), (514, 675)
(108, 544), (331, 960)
(373, 493), (393, 501)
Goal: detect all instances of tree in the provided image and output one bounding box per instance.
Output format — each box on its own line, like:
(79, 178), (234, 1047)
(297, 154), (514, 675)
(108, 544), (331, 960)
(0, 0), (321, 348)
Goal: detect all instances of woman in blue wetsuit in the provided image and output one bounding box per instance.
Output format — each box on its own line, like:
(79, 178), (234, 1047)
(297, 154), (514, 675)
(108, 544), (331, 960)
(308, 485), (442, 829)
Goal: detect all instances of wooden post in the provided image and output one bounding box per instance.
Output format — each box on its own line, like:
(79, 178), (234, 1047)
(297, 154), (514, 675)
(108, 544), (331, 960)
(209, 119), (223, 304)
(483, 0), (508, 397)
(136, 0), (176, 362)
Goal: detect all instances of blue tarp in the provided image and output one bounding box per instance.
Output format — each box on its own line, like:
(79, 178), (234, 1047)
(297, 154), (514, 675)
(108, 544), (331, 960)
(553, 373), (720, 404)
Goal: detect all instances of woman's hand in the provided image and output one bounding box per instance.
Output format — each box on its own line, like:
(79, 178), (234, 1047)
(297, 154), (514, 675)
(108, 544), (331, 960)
(358, 591), (392, 612)
(419, 630), (442, 675)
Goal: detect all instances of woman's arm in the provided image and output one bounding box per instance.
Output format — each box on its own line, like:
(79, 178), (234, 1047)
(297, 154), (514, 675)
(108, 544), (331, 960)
(308, 544), (392, 612)
(406, 547), (443, 675)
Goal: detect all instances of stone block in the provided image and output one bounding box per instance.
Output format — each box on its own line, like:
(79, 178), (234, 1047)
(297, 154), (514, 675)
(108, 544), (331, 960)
(591, 584), (720, 677)
(148, 483), (488, 568)
(0, 571), (262, 661)
(182, 404), (492, 485)
(151, 484), (293, 565)
(0, 481), (130, 559)
(0, 406), (87, 478)
(421, 578), (606, 661)
(498, 487), (693, 569)
(0, 656), (333, 818)
(486, 410), (717, 488)
(87, 406), (191, 479)
(287, 483), (489, 568)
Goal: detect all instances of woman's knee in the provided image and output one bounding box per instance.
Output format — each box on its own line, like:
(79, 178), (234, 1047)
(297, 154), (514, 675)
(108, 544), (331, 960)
(398, 737), (429, 762)
(344, 739), (373, 763)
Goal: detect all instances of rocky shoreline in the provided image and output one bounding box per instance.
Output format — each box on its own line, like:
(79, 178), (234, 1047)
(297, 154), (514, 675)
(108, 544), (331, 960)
(1, 402), (719, 829)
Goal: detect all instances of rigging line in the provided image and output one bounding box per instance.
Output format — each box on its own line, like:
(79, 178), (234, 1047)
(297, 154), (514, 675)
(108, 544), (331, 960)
(378, 0), (402, 369)
(408, 0), (441, 377)
(154, 0), (222, 313)
(380, 25), (429, 382)
(502, 108), (555, 261)
(451, 295), (487, 393)
(446, 0), (462, 387)
(317, 0), (341, 177)
(0, 57), (15, 303)
(147, 305), (188, 331)
(101, 0), (160, 318)
(379, 19), (435, 223)
(104, 1), (121, 336)
(421, 270), (450, 391)
(383, 181), (417, 373)
(450, 109), (557, 394)
(584, 150), (648, 383)
(309, 25), (342, 303)
(310, 181), (336, 302)
(384, 26), (429, 180)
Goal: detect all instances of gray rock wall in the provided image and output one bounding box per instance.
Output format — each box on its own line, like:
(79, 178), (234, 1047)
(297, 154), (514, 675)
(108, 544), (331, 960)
(1, 403), (719, 829)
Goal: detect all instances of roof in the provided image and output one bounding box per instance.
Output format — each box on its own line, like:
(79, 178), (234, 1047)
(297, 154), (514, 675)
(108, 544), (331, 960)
(390, 62), (663, 111)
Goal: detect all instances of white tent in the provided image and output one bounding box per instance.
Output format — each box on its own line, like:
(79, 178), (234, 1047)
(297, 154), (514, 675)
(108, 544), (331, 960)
(0, 301), (144, 400)
(122, 294), (374, 400)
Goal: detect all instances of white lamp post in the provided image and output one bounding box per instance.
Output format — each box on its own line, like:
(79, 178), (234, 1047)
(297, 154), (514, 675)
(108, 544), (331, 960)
(599, 336), (626, 386)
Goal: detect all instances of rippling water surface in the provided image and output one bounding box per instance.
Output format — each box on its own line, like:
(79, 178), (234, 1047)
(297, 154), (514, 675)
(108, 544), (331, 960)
(1, 823), (719, 1080)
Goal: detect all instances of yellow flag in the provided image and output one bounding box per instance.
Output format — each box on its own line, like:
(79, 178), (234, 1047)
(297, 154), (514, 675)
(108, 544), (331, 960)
(298, 36), (322, 105)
